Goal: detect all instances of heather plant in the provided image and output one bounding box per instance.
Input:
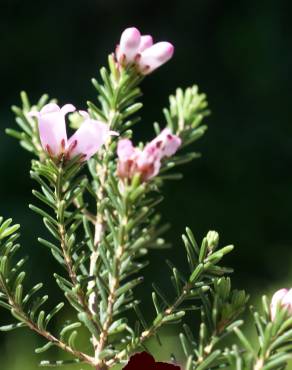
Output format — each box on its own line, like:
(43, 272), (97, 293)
(1, 27), (292, 370)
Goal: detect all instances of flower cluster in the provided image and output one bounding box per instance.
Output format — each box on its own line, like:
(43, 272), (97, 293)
(30, 103), (113, 161)
(116, 27), (174, 74)
(117, 128), (181, 182)
(270, 288), (292, 320)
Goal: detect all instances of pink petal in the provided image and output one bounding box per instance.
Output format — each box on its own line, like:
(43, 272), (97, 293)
(139, 42), (174, 74)
(137, 149), (161, 180)
(138, 35), (153, 52)
(38, 103), (74, 156)
(117, 139), (140, 179)
(159, 128), (181, 157)
(117, 139), (136, 159)
(67, 117), (110, 160)
(117, 27), (141, 64)
(40, 103), (61, 114)
(145, 128), (181, 159)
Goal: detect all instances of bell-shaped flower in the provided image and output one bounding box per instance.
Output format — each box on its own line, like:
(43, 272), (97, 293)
(117, 139), (139, 179)
(116, 27), (174, 75)
(30, 104), (113, 161)
(117, 129), (181, 182)
(30, 103), (75, 157)
(270, 288), (292, 320)
(67, 112), (112, 160)
(139, 42), (174, 75)
(144, 128), (182, 157)
(116, 27), (141, 64)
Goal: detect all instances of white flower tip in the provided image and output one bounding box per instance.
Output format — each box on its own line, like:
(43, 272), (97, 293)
(40, 103), (60, 114)
(139, 41), (175, 75)
(120, 27), (141, 47)
(271, 288), (292, 321)
(156, 42), (175, 61)
(117, 139), (134, 158)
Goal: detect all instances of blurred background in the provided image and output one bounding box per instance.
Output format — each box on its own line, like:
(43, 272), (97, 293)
(1, 0), (292, 368)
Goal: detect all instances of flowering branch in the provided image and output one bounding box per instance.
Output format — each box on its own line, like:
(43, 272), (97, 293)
(2, 26), (292, 370)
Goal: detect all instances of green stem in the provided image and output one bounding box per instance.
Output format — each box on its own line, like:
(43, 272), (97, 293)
(89, 68), (130, 365)
(55, 163), (100, 341)
(94, 192), (129, 368)
(88, 63), (143, 367)
(3, 282), (94, 366)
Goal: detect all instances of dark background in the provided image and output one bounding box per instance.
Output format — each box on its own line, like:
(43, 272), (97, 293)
(1, 0), (292, 368)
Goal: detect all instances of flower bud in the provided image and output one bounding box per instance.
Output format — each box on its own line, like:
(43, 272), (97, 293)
(116, 27), (174, 74)
(116, 27), (141, 64)
(206, 231), (219, 251)
(139, 42), (174, 75)
(270, 288), (292, 320)
(138, 35), (153, 52)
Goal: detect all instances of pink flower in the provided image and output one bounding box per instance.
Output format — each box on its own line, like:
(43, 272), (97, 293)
(144, 128), (182, 157)
(117, 129), (181, 181)
(117, 139), (139, 179)
(270, 288), (292, 320)
(116, 27), (174, 75)
(30, 104), (112, 161)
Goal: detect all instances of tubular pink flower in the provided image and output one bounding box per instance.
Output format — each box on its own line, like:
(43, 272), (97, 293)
(270, 288), (292, 320)
(68, 112), (112, 161)
(115, 27), (174, 74)
(30, 103), (75, 157)
(116, 27), (141, 64)
(136, 149), (161, 181)
(145, 128), (182, 157)
(117, 139), (139, 179)
(117, 129), (181, 182)
(31, 104), (112, 161)
(117, 139), (137, 161)
(139, 42), (174, 75)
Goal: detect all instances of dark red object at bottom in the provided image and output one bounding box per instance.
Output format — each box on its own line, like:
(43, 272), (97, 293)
(123, 352), (181, 370)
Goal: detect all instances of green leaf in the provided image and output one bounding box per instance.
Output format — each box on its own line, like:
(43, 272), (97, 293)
(45, 302), (64, 328)
(0, 322), (26, 331)
(162, 311), (185, 323)
(195, 350), (221, 370)
(60, 322), (81, 340)
(35, 341), (54, 354)
(77, 312), (99, 338)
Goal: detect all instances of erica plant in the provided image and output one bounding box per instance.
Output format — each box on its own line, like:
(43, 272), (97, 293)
(2, 27), (292, 370)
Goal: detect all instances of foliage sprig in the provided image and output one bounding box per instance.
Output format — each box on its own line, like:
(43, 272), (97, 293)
(1, 27), (292, 370)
